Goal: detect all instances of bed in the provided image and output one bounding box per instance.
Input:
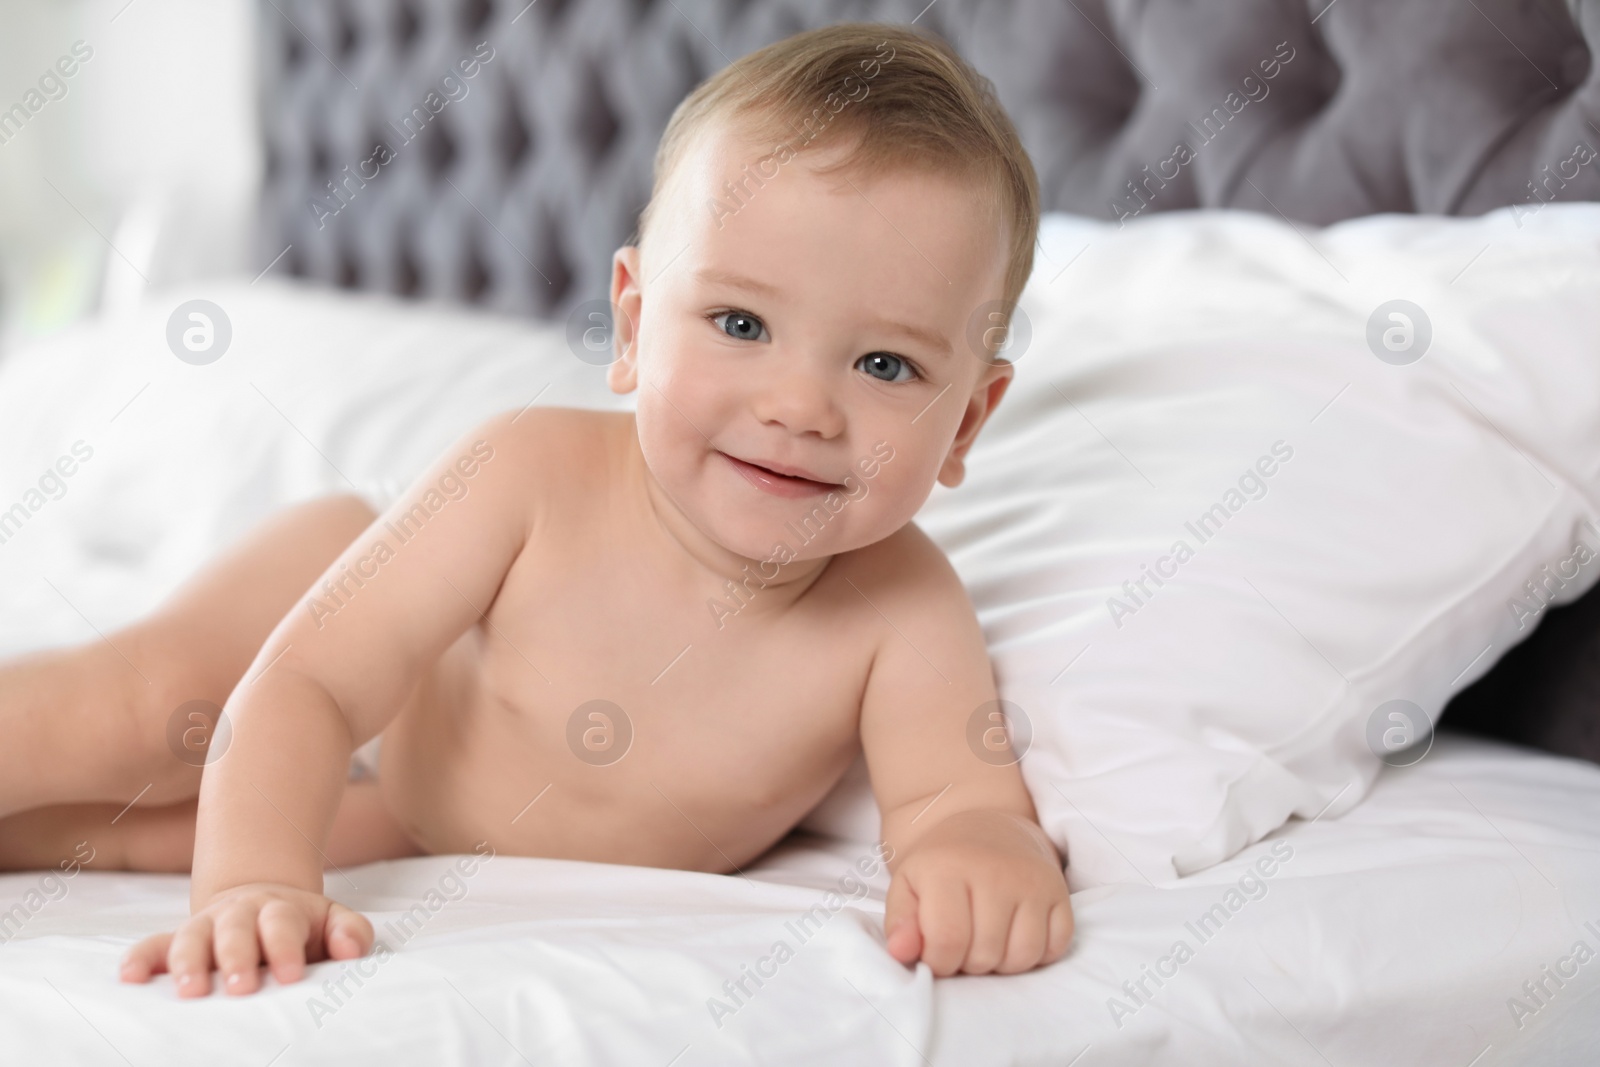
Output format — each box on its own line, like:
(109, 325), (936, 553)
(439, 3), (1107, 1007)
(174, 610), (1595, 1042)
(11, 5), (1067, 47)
(3, 0), (1600, 1063)
(1, 729), (1597, 1065)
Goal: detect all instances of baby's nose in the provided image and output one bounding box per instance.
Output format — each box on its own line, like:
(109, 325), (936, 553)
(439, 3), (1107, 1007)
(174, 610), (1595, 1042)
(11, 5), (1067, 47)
(754, 370), (844, 438)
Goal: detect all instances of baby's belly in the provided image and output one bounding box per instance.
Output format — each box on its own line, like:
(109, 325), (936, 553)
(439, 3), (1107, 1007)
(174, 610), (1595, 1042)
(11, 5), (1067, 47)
(374, 630), (858, 871)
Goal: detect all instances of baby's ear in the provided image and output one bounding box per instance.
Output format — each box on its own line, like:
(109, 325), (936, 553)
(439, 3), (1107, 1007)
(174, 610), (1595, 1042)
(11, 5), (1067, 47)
(606, 245), (643, 394)
(937, 363), (1014, 488)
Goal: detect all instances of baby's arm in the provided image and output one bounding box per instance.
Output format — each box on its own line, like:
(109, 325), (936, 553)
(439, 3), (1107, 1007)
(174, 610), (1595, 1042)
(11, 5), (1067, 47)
(854, 526), (1073, 976)
(121, 409), (541, 996)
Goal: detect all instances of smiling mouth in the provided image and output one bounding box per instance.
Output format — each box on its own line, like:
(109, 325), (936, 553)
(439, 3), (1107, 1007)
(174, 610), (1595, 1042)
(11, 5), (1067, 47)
(718, 452), (840, 499)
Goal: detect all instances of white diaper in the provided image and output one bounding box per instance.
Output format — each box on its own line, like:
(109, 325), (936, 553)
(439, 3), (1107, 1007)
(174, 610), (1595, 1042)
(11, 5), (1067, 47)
(348, 734), (383, 783)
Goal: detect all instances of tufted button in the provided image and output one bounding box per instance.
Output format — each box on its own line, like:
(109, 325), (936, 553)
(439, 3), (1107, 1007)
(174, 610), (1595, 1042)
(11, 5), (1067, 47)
(396, 241), (422, 297)
(464, 246), (492, 301)
(336, 15), (359, 60)
(338, 249), (362, 289)
(543, 0), (578, 26)
(395, 3), (422, 53)
(460, 0), (493, 33)
(573, 63), (622, 168)
(422, 121), (458, 177)
(1561, 45), (1590, 88)
(499, 98), (533, 172)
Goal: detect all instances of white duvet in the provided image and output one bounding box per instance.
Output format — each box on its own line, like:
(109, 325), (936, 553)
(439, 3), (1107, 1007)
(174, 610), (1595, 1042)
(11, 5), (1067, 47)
(2, 210), (1599, 1064)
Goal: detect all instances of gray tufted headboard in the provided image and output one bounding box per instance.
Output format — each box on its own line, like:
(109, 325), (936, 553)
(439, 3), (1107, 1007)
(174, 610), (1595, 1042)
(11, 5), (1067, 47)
(257, 0), (1600, 321)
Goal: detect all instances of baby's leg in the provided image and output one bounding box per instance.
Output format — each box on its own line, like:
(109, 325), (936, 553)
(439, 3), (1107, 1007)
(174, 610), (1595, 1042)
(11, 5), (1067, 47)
(0, 494), (377, 820)
(0, 781), (422, 875)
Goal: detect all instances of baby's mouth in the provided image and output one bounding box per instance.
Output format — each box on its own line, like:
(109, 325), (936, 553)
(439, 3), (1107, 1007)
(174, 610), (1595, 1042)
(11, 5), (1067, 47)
(718, 451), (840, 499)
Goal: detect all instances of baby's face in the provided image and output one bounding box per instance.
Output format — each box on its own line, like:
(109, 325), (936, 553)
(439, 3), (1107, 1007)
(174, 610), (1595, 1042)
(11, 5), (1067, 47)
(608, 123), (1013, 564)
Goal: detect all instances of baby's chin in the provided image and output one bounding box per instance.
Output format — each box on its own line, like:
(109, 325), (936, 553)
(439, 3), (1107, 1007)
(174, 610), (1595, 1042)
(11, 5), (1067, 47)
(696, 508), (883, 567)
(700, 516), (840, 566)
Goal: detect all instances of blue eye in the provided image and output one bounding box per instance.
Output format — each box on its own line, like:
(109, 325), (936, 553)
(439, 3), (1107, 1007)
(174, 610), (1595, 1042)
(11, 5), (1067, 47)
(714, 311), (769, 342)
(857, 352), (917, 383)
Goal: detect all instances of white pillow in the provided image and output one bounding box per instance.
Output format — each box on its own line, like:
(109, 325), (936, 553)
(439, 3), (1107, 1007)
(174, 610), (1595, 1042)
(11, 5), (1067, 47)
(804, 204), (1600, 890)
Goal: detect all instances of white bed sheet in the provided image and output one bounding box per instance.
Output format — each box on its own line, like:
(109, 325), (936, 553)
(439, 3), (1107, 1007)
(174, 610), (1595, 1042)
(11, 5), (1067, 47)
(932, 732), (1600, 1067)
(0, 734), (1596, 1065)
(1, 277), (1598, 1064)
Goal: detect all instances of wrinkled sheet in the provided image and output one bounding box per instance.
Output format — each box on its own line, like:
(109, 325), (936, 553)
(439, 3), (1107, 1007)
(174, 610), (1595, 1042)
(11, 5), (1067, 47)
(0, 735), (1596, 1065)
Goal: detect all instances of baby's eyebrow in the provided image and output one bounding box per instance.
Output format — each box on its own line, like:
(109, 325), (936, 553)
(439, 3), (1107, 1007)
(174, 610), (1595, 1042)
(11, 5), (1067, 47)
(694, 267), (781, 298)
(867, 316), (952, 360)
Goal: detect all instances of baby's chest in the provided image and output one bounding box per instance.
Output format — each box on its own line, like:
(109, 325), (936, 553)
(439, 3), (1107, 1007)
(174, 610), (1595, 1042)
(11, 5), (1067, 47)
(490, 634), (863, 771)
(475, 576), (873, 795)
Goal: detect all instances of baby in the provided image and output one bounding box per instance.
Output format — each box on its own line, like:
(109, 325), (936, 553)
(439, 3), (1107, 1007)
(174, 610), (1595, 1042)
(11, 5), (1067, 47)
(0, 22), (1072, 996)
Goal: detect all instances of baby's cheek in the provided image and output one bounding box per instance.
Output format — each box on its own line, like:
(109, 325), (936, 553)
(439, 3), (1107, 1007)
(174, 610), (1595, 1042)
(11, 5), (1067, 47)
(867, 459), (931, 516)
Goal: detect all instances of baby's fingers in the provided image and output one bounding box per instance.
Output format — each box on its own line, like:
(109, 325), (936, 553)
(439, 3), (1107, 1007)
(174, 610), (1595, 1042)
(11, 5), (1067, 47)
(916, 880), (972, 978)
(166, 915), (217, 998)
(1045, 901), (1075, 964)
(214, 905), (264, 995)
(883, 874), (922, 965)
(119, 931), (174, 984)
(321, 902), (373, 962)
(259, 899), (312, 985)
(996, 903), (1049, 975)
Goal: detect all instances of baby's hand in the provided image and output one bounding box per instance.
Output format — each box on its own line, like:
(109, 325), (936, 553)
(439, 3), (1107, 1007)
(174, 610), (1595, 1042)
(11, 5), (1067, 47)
(119, 883), (372, 997)
(883, 810), (1073, 976)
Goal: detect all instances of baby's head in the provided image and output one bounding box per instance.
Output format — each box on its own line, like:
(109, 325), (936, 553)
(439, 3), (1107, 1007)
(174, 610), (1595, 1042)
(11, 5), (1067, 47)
(607, 23), (1039, 565)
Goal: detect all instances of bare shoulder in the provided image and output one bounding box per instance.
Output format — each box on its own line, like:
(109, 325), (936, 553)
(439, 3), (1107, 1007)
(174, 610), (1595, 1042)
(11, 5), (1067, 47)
(477, 405), (628, 460)
(397, 407), (629, 543)
(826, 521), (973, 613)
(832, 522), (997, 730)
(472, 406), (632, 488)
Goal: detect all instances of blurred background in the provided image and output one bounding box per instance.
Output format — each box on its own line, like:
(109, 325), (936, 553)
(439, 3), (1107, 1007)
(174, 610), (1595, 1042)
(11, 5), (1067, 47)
(4, 0), (1594, 352)
(0, 0), (259, 348)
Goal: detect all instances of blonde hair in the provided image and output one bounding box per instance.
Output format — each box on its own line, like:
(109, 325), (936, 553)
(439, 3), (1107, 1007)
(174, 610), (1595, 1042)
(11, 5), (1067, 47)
(637, 22), (1040, 321)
